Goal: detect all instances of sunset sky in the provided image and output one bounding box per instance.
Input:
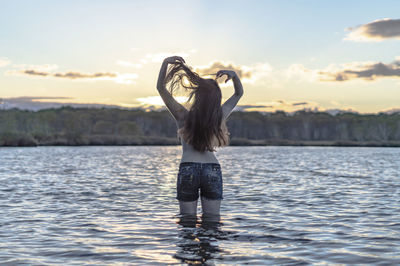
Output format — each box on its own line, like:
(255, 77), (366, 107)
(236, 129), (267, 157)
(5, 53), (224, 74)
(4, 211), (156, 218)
(1, 0), (400, 113)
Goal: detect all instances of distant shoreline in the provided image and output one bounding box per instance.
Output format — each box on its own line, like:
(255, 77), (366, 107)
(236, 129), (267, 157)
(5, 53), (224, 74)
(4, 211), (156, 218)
(2, 107), (400, 148)
(1, 137), (400, 147)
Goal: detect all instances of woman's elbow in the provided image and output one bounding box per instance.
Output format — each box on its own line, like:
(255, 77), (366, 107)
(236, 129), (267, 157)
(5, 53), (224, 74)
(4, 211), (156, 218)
(236, 91), (244, 97)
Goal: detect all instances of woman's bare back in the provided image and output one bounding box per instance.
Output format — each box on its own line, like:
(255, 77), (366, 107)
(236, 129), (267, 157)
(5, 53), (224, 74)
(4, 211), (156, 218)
(177, 92), (241, 163)
(178, 124), (220, 164)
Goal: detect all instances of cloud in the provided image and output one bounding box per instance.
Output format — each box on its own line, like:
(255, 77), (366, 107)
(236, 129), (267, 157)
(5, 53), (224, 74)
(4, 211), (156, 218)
(235, 104), (274, 112)
(232, 100), (320, 113)
(6, 68), (138, 84)
(292, 102), (308, 106)
(194, 61), (252, 79)
(238, 104), (274, 109)
(0, 96), (124, 111)
(0, 96), (364, 114)
(113, 73), (139, 84)
(5, 96), (71, 101)
(318, 58), (400, 81)
(380, 107), (400, 114)
(194, 60), (272, 85)
(53, 71), (117, 79)
(285, 63), (320, 82)
(15, 69), (117, 79)
(286, 57), (400, 82)
(0, 57), (11, 67)
(344, 18), (400, 42)
(134, 96), (280, 113)
(22, 70), (49, 76)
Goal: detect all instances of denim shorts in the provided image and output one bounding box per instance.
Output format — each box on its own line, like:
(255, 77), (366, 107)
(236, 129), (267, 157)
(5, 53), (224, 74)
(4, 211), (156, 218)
(177, 162), (223, 201)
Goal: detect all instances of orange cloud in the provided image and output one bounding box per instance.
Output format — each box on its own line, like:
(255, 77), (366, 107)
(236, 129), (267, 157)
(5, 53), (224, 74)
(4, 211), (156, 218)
(194, 60), (272, 84)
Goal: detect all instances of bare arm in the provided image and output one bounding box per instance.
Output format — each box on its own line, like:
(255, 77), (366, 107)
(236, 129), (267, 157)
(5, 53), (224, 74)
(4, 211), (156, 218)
(218, 71), (244, 120)
(156, 57), (187, 122)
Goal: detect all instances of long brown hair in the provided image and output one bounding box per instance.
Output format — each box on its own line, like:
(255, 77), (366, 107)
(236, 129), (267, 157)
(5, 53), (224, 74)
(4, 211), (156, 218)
(164, 61), (230, 152)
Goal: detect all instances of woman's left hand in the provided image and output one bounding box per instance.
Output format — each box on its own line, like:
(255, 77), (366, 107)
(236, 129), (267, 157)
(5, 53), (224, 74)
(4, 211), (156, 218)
(163, 56), (185, 64)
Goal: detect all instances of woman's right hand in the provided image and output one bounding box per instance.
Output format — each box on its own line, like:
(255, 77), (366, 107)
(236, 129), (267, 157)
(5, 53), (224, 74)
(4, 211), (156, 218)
(216, 70), (238, 83)
(163, 56), (185, 65)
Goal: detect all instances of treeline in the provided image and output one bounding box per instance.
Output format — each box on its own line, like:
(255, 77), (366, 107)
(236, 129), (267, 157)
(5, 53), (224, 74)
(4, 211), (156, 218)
(1, 107), (400, 147)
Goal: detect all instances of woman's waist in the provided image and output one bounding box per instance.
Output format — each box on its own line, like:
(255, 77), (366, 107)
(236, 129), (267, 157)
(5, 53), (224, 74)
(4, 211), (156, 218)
(180, 151), (219, 164)
(179, 161), (221, 169)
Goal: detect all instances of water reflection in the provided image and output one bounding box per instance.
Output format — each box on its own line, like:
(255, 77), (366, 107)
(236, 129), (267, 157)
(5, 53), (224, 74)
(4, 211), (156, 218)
(174, 214), (224, 264)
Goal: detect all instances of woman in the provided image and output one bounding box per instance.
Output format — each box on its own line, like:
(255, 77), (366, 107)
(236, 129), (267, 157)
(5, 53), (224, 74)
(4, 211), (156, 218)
(156, 56), (244, 217)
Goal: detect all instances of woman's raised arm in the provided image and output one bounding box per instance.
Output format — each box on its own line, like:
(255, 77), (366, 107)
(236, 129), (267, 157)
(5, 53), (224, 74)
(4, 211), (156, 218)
(217, 70), (244, 120)
(156, 56), (187, 122)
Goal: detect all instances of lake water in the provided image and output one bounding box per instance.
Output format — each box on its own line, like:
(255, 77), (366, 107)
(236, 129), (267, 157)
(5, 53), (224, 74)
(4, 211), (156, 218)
(0, 146), (399, 265)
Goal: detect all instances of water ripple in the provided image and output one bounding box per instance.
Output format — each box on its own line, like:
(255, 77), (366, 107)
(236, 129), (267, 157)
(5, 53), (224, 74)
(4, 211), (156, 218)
(0, 146), (399, 264)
